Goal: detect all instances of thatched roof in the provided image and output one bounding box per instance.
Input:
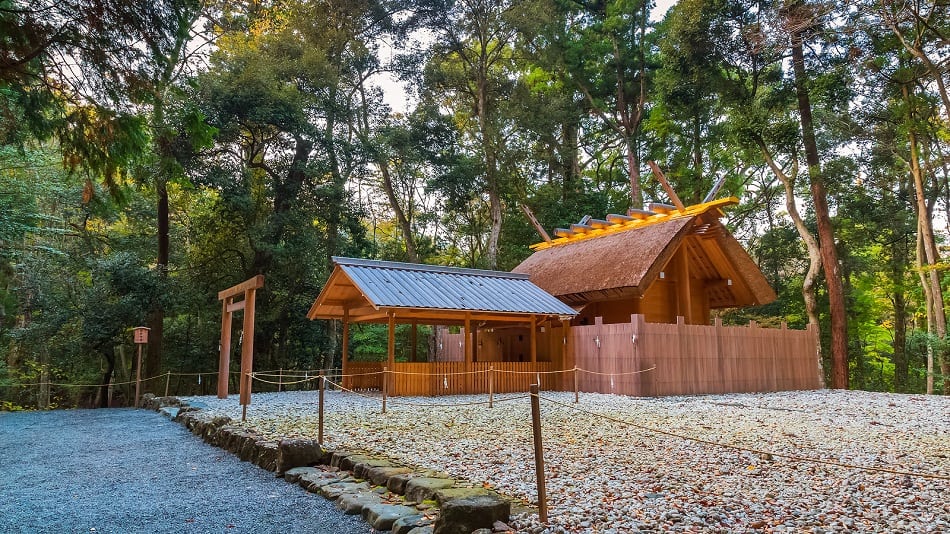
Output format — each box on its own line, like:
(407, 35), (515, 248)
(512, 199), (776, 308)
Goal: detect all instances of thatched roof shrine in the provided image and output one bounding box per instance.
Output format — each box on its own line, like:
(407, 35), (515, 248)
(512, 197), (776, 325)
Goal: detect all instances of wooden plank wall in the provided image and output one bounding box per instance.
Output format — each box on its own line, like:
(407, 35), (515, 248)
(571, 315), (822, 396)
(341, 362), (384, 391)
(390, 362), (555, 396)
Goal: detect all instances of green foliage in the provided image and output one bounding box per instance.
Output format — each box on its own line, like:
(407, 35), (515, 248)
(3, 0), (950, 405)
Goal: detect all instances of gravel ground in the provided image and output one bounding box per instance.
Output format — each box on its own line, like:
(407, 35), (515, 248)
(0, 408), (370, 534)
(187, 388), (950, 533)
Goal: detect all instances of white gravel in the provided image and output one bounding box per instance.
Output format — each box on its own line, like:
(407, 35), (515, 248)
(186, 388), (950, 533)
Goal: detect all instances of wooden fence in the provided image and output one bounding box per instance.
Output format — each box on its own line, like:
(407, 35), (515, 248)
(341, 361), (556, 396)
(572, 315), (821, 396)
(342, 314), (820, 397)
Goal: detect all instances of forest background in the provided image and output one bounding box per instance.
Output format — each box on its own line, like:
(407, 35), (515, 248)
(1, 0), (948, 409)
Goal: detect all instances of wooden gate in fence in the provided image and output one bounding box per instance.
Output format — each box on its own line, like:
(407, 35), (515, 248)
(572, 314), (821, 396)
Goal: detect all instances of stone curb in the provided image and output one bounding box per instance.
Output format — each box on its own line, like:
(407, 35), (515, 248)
(142, 394), (514, 534)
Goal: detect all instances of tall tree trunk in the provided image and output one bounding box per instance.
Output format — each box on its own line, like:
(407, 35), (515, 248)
(892, 286), (908, 392)
(95, 345), (116, 408)
(378, 158), (419, 262)
(759, 140), (824, 385)
(477, 59), (502, 269)
(903, 82), (948, 394)
(790, 26), (849, 389)
(146, 175), (168, 380)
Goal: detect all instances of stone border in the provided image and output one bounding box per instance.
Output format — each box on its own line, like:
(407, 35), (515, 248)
(142, 394), (514, 534)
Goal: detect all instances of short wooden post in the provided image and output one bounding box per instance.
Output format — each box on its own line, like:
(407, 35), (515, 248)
(529, 384), (548, 523)
(132, 326), (149, 407)
(134, 343), (143, 407)
(318, 371), (325, 445)
(278, 368), (283, 392)
(164, 371), (171, 397)
(574, 366), (579, 403)
(488, 365), (494, 408)
(382, 366), (388, 414)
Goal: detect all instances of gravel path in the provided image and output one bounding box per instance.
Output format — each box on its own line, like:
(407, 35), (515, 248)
(189, 388), (950, 533)
(0, 408), (370, 534)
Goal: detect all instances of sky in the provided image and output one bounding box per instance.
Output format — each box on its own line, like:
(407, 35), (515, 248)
(379, 0), (680, 113)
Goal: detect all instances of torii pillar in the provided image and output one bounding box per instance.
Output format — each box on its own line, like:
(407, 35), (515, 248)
(217, 275), (264, 405)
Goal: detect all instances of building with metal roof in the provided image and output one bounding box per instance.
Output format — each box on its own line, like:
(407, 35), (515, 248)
(307, 257), (577, 374)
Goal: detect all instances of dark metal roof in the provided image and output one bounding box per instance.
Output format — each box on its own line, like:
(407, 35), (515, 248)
(332, 256), (577, 316)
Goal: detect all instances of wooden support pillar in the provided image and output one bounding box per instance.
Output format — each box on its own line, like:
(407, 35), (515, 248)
(218, 298), (232, 399)
(561, 318), (573, 391)
(464, 314), (473, 364)
(529, 315), (538, 364)
(387, 310), (396, 367)
(342, 306), (350, 388)
(464, 314), (473, 394)
(239, 288), (256, 407)
(410, 321), (418, 362)
(472, 324), (478, 362)
(675, 248), (692, 324)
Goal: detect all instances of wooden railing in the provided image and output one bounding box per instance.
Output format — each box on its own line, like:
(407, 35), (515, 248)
(340, 361), (557, 396)
(390, 362), (556, 396)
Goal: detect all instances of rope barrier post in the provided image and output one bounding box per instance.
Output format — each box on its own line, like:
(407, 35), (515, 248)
(488, 365), (494, 409)
(529, 383), (548, 524)
(574, 366), (579, 404)
(318, 371), (325, 445)
(164, 371), (170, 397)
(241, 371), (250, 422)
(134, 342), (143, 408)
(278, 368), (283, 392)
(382, 366), (388, 414)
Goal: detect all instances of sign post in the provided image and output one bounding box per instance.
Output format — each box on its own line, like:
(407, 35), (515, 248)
(133, 327), (150, 407)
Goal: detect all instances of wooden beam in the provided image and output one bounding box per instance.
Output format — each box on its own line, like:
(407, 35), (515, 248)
(349, 312), (390, 323)
(521, 203), (552, 242)
(219, 275), (265, 301)
(648, 161), (686, 212)
(226, 300), (246, 313)
(606, 213), (633, 224)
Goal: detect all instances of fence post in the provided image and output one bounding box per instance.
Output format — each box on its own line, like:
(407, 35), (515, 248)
(318, 371), (325, 445)
(278, 368), (283, 392)
(382, 366), (388, 414)
(574, 366), (579, 403)
(134, 343), (143, 408)
(529, 383), (548, 523)
(164, 372), (170, 397)
(489, 365), (494, 408)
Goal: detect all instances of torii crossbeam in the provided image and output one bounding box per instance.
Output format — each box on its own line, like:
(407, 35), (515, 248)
(217, 275), (264, 407)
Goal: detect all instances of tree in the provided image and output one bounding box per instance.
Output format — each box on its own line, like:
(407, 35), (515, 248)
(537, 0), (654, 207)
(782, 0), (850, 388)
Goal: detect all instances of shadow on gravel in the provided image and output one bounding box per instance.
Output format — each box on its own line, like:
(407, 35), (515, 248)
(0, 409), (371, 534)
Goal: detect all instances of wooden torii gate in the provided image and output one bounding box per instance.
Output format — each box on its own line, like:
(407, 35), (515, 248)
(217, 275), (264, 410)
